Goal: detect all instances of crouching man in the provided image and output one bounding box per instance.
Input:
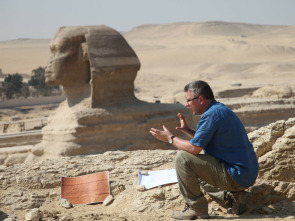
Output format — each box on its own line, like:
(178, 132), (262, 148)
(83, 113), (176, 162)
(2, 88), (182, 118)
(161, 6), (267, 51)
(150, 80), (258, 220)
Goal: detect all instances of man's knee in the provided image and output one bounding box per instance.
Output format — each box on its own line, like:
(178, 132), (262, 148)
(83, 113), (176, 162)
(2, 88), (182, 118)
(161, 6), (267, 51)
(175, 150), (192, 167)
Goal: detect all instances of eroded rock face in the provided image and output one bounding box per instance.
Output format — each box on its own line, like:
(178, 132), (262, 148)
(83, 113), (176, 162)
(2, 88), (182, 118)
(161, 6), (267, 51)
(26, 100), (194, 162)
(258, 126), (295, 182)
(248, 119), (288, 158)
(248, 117), (295, 202)
(251, 85), (294, 99)
(248, 118), (295, 179)
(1, 118), (295, 221)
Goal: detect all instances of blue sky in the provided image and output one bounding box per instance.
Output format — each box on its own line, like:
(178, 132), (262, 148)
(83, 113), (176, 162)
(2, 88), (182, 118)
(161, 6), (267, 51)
(1, 0), (295, 41)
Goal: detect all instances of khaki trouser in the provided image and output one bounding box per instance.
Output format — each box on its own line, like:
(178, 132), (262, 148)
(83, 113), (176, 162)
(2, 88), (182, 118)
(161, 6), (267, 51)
(175, 151), (245, 212)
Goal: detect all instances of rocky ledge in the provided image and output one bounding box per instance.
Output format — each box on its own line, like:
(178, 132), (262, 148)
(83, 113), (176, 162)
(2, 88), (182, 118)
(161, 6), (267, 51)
(0, 118), (295, 221)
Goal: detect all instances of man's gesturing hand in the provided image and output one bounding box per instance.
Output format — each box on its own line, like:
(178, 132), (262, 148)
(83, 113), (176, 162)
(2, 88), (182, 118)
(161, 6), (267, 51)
(149, 125), (173, 142)
(175, 113), (195, 138)
(175, 113), (189, 132)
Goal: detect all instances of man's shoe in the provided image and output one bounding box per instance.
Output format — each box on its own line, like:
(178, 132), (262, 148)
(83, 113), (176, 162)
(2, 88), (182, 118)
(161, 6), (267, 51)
(172, 204), (210, 220)
(226, 191), (247, 215)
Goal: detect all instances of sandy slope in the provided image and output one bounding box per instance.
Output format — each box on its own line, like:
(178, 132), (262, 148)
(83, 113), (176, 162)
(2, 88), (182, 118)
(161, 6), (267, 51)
(124, 22), (295, 102)
(0, 21), (295, 103)
(0, 39), (50, 76)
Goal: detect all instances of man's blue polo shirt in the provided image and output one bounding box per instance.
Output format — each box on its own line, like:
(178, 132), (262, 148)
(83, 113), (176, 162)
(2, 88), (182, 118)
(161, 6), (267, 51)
(190, 100), (258, 188)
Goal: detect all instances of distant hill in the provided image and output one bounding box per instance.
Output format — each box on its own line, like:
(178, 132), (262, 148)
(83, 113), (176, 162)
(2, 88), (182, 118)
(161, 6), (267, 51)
(124, 21), (287, 38)
(0, 21), (294, 100)
(0, 38), (51, 75)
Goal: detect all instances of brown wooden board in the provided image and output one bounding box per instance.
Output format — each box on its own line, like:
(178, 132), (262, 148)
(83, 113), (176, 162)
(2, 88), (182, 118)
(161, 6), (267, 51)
(61, 171), (109, 204)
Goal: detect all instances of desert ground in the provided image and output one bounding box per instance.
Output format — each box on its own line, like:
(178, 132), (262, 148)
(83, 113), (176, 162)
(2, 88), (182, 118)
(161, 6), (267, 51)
(1, 21), (295, 104)
(0, 21), (295, 220)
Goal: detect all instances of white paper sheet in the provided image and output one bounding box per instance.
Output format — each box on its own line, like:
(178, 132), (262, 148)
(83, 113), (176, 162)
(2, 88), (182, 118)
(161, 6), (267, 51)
(138, 169), (178, 190)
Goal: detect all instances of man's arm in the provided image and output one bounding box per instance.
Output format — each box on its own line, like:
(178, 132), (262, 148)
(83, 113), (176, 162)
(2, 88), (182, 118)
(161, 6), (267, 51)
(171, 136), (203, 155)
(175, 113), (195, 138)
(149, 125), (203, 155)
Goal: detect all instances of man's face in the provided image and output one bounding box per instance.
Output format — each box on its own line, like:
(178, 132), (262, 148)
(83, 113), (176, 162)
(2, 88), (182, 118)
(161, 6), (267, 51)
(45, 31), (90, 87)
(185, 90), (201, 115)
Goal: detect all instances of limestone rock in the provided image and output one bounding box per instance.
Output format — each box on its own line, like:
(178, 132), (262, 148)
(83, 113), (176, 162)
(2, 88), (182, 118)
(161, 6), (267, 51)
(251, 85), (293, 99)
(136, 185), (146, 192)
(103, 195), (114, 206)
(1, 117), (295, 220)
(21, 25), (197, 165)
(248, 119), (286, 158)
(258, 206), (274, 214)
(59, 199), (73, 209)
(248, 118), (295, 204)
(25, 208), (41, 221)
(4, 153), (29, 165)
(254, 122), (295, 182)
(4, 218), (18, 221)
(151, 189), (165, 199)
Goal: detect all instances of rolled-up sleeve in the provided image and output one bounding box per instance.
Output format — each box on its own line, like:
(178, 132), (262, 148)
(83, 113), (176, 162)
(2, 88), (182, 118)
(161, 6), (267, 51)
(190, 114), (218, 149)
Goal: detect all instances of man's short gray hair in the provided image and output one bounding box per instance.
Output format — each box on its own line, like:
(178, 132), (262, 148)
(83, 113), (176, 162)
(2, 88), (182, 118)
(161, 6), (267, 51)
(184, 80), (215, 100)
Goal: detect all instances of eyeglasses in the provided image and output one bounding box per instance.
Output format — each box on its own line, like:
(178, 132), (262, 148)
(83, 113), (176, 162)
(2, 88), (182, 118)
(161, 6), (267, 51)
(186, 96), (200, 103)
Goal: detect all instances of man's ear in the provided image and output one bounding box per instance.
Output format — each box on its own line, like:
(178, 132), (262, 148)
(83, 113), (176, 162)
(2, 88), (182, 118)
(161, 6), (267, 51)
(80, 42), (89, 62)
(198, 95), (204, 104)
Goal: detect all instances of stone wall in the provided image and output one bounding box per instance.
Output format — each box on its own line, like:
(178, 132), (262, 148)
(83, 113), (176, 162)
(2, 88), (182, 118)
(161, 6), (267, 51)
(0, 94), (65, 109)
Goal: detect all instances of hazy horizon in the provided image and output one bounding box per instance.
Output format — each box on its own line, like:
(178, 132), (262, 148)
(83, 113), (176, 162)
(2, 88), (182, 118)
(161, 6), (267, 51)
(1, 0), (295, 41)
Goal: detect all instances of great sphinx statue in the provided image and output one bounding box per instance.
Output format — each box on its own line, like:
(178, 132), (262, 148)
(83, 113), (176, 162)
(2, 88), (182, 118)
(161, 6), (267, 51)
(45, 26), (140, 107)
(25, 26), (196, 162)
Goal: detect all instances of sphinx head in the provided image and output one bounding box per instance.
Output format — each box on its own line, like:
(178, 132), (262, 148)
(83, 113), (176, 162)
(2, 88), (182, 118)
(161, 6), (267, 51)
(45, 27), (90, 87)
(45, 26), (141, 107)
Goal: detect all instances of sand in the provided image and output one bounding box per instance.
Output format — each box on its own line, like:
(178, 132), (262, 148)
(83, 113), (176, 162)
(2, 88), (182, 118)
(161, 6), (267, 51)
(0, 21), (295, 220)
(1, 21), (294, 104)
